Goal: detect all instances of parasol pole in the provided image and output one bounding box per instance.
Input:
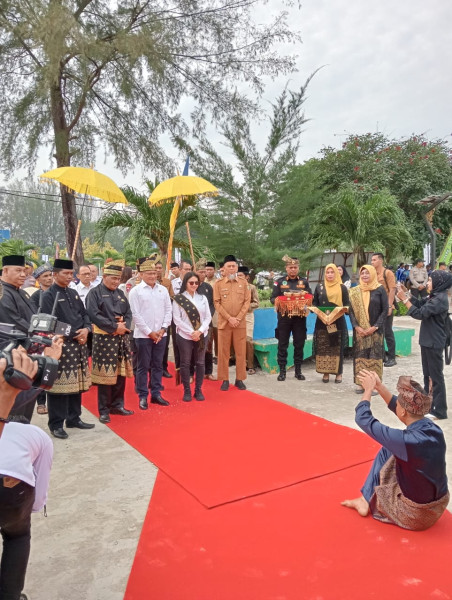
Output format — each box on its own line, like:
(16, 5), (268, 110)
(185, 221), (195, 268)
(71, 219), (82, 262)
(165, 197), (181, 278)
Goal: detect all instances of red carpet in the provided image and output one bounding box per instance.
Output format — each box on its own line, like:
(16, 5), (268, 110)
(125, 467), (452, 600)
(83, 376), (380, 507)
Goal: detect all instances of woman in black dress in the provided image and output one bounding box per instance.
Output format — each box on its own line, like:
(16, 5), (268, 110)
(313, 264), (349, 383)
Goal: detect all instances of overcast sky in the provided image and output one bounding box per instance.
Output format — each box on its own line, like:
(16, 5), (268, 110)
(6, 0), (452, 192)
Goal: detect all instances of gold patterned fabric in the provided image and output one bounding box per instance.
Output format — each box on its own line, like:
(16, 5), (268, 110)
(48, 340), (91, 395)
(275, 293), (312, 317)
(370, 456), (450, 531)
(91, 333), (133, 385)
(309, 306), (348, 325)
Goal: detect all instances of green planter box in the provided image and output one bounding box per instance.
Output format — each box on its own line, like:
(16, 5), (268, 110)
(253, 327), (415, 374)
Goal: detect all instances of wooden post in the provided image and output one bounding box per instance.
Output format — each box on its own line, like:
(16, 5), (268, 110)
(185, 221), (195, 268)
(71, 220), (82, 262)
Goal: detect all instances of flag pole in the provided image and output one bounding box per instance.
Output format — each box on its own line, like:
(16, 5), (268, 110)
(71, 220), (82, 262)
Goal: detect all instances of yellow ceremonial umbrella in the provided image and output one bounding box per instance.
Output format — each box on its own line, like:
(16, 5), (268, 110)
(40, 166), (128, 204)
(148, 175), (218, 272)
(148, 175), (218, 205)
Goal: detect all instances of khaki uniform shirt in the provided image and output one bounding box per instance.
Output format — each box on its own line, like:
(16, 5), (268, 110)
(214, 276), (251, 329)
(159, 276), (174, 298)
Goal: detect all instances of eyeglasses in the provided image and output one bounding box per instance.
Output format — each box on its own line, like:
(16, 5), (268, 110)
(188, 281), (199, 286)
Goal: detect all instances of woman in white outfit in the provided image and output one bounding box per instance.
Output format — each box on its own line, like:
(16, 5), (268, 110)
(172, 271), (211, 402)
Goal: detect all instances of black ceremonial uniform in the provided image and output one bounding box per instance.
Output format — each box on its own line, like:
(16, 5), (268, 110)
(270, 275), (312, 377)
(41, 284), (92, 432)
(198, 281), (215, 376)
(86, 283), (133, 418)
(0, 282), (40, 421)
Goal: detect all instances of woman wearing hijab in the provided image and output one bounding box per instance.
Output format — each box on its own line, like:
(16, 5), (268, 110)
(337, 265), (351, 289)
(397, 270), (452, 420)
(349, 265), (388, 393)
(313, 264), (349, 383)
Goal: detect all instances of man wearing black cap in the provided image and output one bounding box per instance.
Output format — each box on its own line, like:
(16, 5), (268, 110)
(86, 260), (134, 423)
(213, 255), (251, 391)
(41, 259), (95, 439)
(270, 256), (312, 381)
(0, 255), (41, 421)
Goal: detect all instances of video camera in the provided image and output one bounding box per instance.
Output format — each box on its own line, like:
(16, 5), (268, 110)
(0, 291), (71, 391)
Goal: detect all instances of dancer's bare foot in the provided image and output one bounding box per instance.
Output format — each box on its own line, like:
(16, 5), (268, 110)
(341, 496), (370, 517)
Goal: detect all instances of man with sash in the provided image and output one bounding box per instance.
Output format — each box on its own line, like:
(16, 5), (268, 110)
(41, 259), (94, 439)
(86, 260), (134, 424)
(270, 255), (312, 382)
(129, 256), (172, 409)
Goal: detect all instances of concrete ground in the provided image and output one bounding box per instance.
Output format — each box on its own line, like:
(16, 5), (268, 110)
(21, 317), (452, 599)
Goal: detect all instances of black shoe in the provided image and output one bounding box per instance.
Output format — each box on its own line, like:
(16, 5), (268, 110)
(151, 395), (170, 406)
(162, 370), (173, 378)
(51, 427), (68, 439)
(182, 391), (192, 402)
(384, 359), (397, 367)
(66, 420), (95, 429)
(220, 380), (229, 391)
(139, 397), (148, 410)
(194, 389), (205, 401)
(99, 414), (111, 424)
(235, 380), (246, 390)
(110, 408), (134, 416)
(355, 388), (364, 394)
(294, 366), (305, 381)
(277, 369), (286, 382)
(20, 594), (29, 600)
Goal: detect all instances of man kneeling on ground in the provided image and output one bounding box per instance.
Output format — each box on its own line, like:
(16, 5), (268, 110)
(342, 369), (449, 531)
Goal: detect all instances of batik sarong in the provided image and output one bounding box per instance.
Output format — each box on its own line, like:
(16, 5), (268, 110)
(48, 339), (91, 395)
(91, 331), (133, 385)
(370, 456), (450, 531)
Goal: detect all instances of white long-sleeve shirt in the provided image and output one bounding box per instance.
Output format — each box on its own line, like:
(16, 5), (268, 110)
(172, 291), (211, 340)
(0, 422), (53, 512)
(129, 280), (172, 338)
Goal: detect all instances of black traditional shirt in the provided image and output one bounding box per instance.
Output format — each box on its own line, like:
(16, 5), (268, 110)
(85, 283), (132, 334)
(270, 276), (312, 305)
(41, 283), (91, 339)
(198, 281), (215, 316)
(0, 281), (35, 333)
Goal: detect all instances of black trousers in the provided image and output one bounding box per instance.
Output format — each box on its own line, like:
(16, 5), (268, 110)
(421, 345), (447, 419)
(411, 288), (428, 301)
(162, 328), (171, 372)
(176, 335), (206, 391)
(97, 377), (126, 416)
(47, 393), (82, 430)
(276, 315), (307, 367)
(8, 389), (40, 423)
(0, 478), (35, 600)
(384, 312), (396, 360)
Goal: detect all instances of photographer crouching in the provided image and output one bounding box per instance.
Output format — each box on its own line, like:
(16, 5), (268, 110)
(0, 344), (62, 600)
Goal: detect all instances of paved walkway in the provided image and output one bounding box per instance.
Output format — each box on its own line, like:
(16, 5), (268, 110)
(24, 318), (451, 600)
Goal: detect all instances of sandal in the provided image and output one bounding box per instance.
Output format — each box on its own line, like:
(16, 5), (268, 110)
(322, 375), (330, 383)
(37, 405), (48, 415)
(247, 369), (256, 375)
(335, 376), (342, 384)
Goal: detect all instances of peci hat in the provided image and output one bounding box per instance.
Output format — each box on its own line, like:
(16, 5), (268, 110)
(53, 258), (74, 270)
(206, 261), (215, 268)
(103, 259), (125, 276)
(170, 262), (179, 268)
(238, 265), (249, 274)
(223, 255), (237, 264)
(2, 255), (25, 267)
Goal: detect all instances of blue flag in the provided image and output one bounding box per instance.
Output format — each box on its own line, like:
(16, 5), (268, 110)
(182, 156), (190, 176)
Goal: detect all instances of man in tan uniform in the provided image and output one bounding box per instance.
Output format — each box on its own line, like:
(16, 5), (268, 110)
(214, 255), (251, 391)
